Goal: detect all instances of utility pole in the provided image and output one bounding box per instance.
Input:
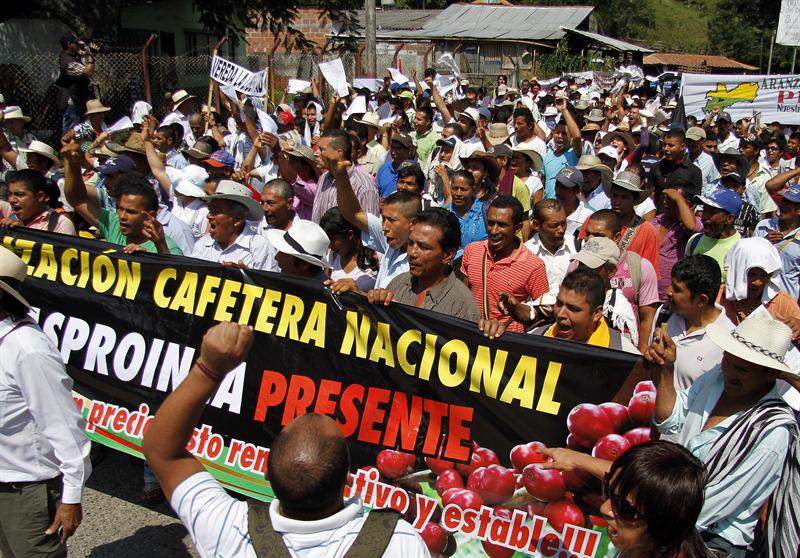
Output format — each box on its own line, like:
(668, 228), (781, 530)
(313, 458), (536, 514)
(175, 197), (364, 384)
(767, 30), (776, 75)
(365, 0), (377, 77)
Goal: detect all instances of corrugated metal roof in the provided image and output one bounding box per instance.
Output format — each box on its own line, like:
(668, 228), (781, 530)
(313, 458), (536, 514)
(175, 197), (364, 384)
(564, 28), (653, 53)
(378, 4), (594, 41)
(643, 53), (758, 71)
(352, 9), (442, 31)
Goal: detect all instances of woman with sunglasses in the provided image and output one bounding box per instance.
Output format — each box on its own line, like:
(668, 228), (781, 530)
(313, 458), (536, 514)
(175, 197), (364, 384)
(539, 441), (709, 558)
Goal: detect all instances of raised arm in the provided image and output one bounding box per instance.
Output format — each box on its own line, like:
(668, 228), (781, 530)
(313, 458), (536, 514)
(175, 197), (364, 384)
(430, 81), (453, 124)
(142, 119), (172, 196)
(557, 98), (582, 154)
(766, 164), (800, 193)
(643, 330), (678, 422)
(142, 323), (253, 501)
(321, 95), (338, 133)
(61, 132), (100, 227)
(324, 152), (368, 232)
(0, 128), (19, 169)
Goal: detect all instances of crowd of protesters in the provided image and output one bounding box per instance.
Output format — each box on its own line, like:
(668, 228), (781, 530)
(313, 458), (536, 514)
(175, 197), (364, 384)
(2, 34), (800, 557)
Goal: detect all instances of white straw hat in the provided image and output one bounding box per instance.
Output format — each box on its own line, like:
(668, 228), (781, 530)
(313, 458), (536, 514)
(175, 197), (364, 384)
(171, 89), (195, 108)
(175, 165), (209, 198)
(707, 310), (795, 375)
(267, 220), (331, 269)
(19, 140), (60, 167)
(0, 247), (30, 308)
(200, 180), (262, 221)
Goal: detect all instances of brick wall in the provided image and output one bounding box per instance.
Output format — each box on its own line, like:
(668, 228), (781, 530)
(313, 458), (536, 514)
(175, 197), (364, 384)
(246, 8), (331, 54)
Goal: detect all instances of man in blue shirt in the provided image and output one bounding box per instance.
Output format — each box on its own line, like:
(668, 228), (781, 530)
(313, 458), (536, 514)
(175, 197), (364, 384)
(754, 184), (800, 299)
(542, 95), (581, 199)
(376, 132), (416, 198)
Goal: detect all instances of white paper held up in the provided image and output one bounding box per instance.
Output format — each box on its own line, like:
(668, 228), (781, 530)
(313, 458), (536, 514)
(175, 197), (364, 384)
(319, 58), (349, 97)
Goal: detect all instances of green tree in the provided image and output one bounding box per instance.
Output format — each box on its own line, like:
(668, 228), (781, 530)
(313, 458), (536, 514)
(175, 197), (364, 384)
(707, 0), (789, 71)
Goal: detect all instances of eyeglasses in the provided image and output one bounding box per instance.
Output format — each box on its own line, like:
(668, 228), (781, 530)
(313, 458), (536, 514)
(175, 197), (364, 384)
(602, 474), (644, 523)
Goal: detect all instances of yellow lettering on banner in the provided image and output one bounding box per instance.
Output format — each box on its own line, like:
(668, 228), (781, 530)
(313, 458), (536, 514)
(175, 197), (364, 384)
(254, 289), (282, 334)
(77, 250), (91, 288)
(5, 238), (36, 271)
(153, 268), (177, 308)
(214, 279), (242, 322)
(92, 255), (115, 293)
(238, 283), (264, 324)
(298, 302), (326, 348)
(112, 260), (141, 300)
(417, 333), (438, 381)
(340, 311), (371, 358)
(60, 249), (79, 286)
(438, 339), (469, 388)
(369, 321), (395, 367)
(397, 329), (421, 376)
(536, 361), (562, 415)
(499, 356), (537, 409)
(194, 275), (220, 316)
(170, 272), (197, 313)
(470, 346), (508, 399)
(275, 294), (303, 339)
(32, 243), (58, 281)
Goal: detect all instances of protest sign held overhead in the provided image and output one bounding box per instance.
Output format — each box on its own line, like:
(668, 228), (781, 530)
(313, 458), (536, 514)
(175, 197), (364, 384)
(209, 55), (266, 97)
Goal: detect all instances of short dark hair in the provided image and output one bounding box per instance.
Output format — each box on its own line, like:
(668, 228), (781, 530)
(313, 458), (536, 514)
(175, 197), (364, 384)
(416, 106), (434, 123)
(168, 122), (184, 146)
(263, 178), (293, 201)
(768, 135), (786, 151)
(424, 68), (436, 78)
(608, 441), (707, 558)
(488, 195), (524, 224)
(397, 162), (426, 190)
(561, 267), (605, 309)
(705, 130), (718, 142)
(322, 129), (352, 160)
(671, 255), (721, 305)
(512, 107), (534, 124)
(0, 288), (29, 321)
(413, 208), (461, 253)
(663, 129), (686, 143)
(383, 190), (422, 218)
(116, 173), (159, 211)
(452, 169), (474, 188)
(533, 199), (563, 223)
(156, 125), (177, 144)
(6, 169), (48, 196)
(589, 209), (622, 236)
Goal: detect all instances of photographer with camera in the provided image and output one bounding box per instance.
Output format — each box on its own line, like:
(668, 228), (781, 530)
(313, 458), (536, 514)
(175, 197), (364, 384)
(56, 33), (95, 134)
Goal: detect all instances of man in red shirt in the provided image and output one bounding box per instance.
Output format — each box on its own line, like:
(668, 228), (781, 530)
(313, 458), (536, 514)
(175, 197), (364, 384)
(607, 170), (660, 277)
(461, 195), (549, 332)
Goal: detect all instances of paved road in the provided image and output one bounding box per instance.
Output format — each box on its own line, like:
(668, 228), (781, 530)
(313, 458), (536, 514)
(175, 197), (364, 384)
(1, 449), (200, 558)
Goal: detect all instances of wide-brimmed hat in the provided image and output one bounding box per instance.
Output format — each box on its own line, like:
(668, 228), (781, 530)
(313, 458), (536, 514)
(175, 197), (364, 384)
(601, 130), (635, 153)
(707, 310), (795, 375)
(585, 108), (605, 123)
(456, 107), (481, 125)
(0, 247), (30, 308)
(19, 140), (60, 167)
(581, 122), (601, 133)
(712, 147), (748, 176)
(171, 89), (195, 108)
(284, 143), (319, 177)
(486, 123), (511, 146)
(542, 106), (558, 118)
(182, 141), (214, 161)
(606, 170), (648, 203)
(4, 107), (30, 122)
(576, 154), (612, 191)
(201, 179), (262, 221)
(354, 112), (381, 129)
(460, 151), (500, 183)
(266, 220), (331, 269)
(175, 165), (209, 198)
(114, 133), (146, 155)
(85, 99), (111, 116)
(512, 141), (544, 172)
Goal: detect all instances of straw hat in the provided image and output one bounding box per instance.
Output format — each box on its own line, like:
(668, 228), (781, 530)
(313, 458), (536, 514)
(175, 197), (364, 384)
(19, 140), (60, 167)
(0, 247), (30, 308)
(354, 112), (381, 129)
(605, 170), (648, 204)
(512, 142), (544, 172)
(171, 89), (195, 108)
(200, 179), (262, 221)
(601, 130), (635, 153)
(707, 310), (795, 375)
(486, 123), (511, 146)
(3, 107), (30, 122)
(84, 99), (111, 116)
(460, 151), (500, 183)
(267, 220), (331, 269)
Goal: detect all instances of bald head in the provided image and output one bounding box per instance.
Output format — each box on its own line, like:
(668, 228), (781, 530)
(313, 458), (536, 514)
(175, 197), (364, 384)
(268, 414), (349, 515)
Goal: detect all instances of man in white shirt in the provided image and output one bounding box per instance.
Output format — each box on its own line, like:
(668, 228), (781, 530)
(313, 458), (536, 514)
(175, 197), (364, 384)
(190, 180), (278, 271)
(161, 90), (196, 147)
(525, 199), (577, 308)
(576, 155), (611, 210)
(0, 247), (91, 557)
(686, 127), (720, 195)
(142, 322), (429, 558)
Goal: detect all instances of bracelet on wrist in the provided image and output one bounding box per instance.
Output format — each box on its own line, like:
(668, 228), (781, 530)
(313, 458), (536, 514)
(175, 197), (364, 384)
(195, 360), (227, 382)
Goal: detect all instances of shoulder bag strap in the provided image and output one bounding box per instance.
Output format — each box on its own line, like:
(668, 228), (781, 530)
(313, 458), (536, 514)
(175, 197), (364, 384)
(482, 246), (490, 321)
(344, 509), (401, 558)
(247, 499), (293, 558)
(617, 215), (643, 252)
(776, 229), (800, 252)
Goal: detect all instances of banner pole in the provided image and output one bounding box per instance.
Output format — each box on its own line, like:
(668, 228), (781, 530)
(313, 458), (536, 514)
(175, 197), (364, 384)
(793, 47), (797, 74)
(206, 37), (228, 133)
(767, 29), (776, 75)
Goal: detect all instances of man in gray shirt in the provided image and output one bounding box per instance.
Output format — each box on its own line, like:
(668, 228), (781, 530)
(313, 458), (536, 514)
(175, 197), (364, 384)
(367, 208), (480, 322)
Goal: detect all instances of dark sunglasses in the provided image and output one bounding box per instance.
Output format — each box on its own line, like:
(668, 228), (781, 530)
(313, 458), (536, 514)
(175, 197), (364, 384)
(602, 474), (644, 523)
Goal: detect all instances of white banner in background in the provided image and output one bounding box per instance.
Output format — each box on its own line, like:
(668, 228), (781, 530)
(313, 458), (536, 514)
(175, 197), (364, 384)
(210, 56), (266, 97)
(681, 73), (800, 124)
(778, 0), (800, 46)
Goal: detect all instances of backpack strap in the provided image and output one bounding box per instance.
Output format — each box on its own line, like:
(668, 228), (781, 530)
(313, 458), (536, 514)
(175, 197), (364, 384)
(607, 327), (624, 351)
(618, 215), (642, 252)
(344, 509), (401, 558)
(47, 211), (60, 232)
(247, 499), (293, 558)
(626, 251), (641, 307)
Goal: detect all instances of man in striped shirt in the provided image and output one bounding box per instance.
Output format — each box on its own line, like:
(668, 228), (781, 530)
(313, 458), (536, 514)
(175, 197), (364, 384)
(143, 323), (429, 558)
(461, 196), (549, 333)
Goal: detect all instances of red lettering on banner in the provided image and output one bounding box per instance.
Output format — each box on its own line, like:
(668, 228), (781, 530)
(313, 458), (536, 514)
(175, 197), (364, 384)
(778, 90), (796, 104)
(253, 370), (287, 421)
(357, 387), (390, 444)
(381, 393), (422, 451)
(339, 384), (365, 436)
(313, 379), (341, 416)
(281, 375), (316, 423)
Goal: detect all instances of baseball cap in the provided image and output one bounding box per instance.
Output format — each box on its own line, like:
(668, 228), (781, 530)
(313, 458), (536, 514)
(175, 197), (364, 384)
(436, 136), (458, 149)
(572, 237), (620, 268)
(781, 184), (800, 203)
(97, 155), (136, 175)
(555, 166), (583, 188)
(685, 127), (706, 141)
(398, 90), (414, 99)
(717, 111), (733, 123)
(205, 149), (236, 168)
(391, 132), (414, 148)
(597, 145), (620, 160)
(277, 111), (294, 126)
(694, 188), (742, 215)
(476, 106), (492, 121)
(720, 171), (746, 186)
